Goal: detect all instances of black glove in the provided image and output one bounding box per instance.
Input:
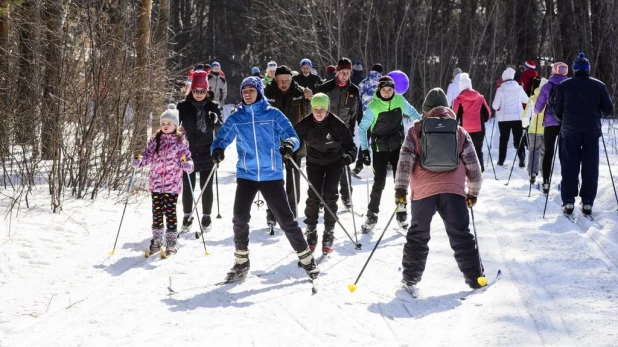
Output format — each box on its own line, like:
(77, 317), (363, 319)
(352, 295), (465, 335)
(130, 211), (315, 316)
(212, 148), (225, 163)
(362, 149), (371, 166)
(395, 188), (407, 204)
(342, 153), (353, 165)
(208, 111), (221, 124)
(279, 141), (294, 159)
(466, 194), (477, 208)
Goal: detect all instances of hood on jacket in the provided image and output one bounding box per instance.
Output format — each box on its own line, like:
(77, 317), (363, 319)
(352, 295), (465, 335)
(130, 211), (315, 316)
(459, 73), (472, 91)
(366, 70), (382, 82)
(500, 79), (520, 90)
(536, 78), (548, 95)
(548, 74), (568, 85)
(502, 67), (516, 81)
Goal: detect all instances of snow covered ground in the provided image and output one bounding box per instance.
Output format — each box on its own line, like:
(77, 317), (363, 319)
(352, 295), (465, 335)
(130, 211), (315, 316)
(1, 119), (618, 346)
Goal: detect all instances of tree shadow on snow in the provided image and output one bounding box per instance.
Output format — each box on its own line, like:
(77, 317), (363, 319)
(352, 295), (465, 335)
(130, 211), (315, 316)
(367, 288), (466, 320)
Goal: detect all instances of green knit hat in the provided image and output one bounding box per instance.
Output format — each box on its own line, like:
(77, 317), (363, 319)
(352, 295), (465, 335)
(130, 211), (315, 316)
(311, 93), (329, 110)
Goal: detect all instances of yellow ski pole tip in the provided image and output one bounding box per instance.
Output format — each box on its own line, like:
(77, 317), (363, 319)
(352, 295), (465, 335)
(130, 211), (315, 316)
(348, 284), (357, 293)
(109, 251), (115, 255)
(477, 276), (487, 286)
(205, 251), (211, 256)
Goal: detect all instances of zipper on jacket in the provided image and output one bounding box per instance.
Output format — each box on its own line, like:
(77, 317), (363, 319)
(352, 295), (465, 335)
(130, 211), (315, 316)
(250, 105), (261, 181)
(270, 149), (275, 170)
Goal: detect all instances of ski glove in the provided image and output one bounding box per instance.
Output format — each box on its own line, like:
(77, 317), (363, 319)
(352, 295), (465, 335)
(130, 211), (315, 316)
(342, 153), (353, 165)
(361, 149), (371, 166)
(395, 188), (407, 204)
(130, 154), (142, 169)
(212, 148), (225, 163)
(208, 111), (221, 124)
(466, 194), (477, 208)
(279, 141), (295, 159)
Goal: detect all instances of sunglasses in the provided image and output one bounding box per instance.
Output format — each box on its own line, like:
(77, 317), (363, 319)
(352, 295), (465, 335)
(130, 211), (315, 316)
(192, 89), (207, 95)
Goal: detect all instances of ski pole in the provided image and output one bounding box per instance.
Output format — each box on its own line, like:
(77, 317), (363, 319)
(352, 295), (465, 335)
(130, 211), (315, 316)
(601, 131), (618, 210)
(291, 162), (298, 220)
(344, 166), (359, 244)
(348, 204), (402, 292)
(469, 206), (487, 286)
(190, 165), (218, 221)
(185, 171), (210, 255)
(542, 135), (560, 218)
(505, 127), (528, 186)
(254, 191), (264, 209)
(528, 115), (540, 197)
(215, 168), (222, 219)
(484, 134), (498, 180)
(289, 159), (361, 250)
(110, 167), (137, 255)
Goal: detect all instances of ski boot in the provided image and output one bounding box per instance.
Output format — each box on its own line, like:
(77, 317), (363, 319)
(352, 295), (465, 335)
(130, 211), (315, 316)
(298, 248), (320, 280)
(145, 227), (164, 257)
(180, 216), (193, 235)
(161, 231), (178, 258)
(351, 167), (362, 178)
(529, 175), (536, 185)
(322, 225), (335, 254)
(305, 225), (318, 252)
(541, 179), (550, 195)
(561, 203), (574, 216)
(361, 210), (378, 234)
(396, 211), (409, 230)
(224, 249), (250, 283)
(266, 209), (276, 235)
(195, 215), (212, 239)
(581, 203), (592, 216)
(342, 197), (352, 209)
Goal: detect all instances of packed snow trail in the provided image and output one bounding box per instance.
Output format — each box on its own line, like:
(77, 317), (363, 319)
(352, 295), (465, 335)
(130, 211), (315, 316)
(2, 120), (618, 346)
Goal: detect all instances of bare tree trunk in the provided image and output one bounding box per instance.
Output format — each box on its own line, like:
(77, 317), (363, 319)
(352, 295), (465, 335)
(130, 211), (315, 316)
(0, 0), (9, 156)
(132, 0), (152, 153)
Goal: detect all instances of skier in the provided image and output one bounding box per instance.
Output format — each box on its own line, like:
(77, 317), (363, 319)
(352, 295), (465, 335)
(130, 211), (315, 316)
(177, 71), (223, 234)
(262, 61), (277, 86)
(351, 60), (365, 86)
(519, 60), (539, 96)
(446, 67), (462, 107)
(251, 66), (263, 79)
(132, 104), (194, 257)
(522, 77), (547, 184)
(318, 57), (361, 209)
(293, 58), (322, 93)
(324, 65), (336, 81)
(352, 63), (383, 176)
(395, 96), (484, 289)
(554, 53), (614, 216)
(294, 93), (357, 253)
(492, 67), (528, 167)
(534, 62), (568, 194)
(208, 62), (227, 105)
(452, 73), (491, 172)
(263, 65), (312, 228)
(210, 76), (319, 282)
(358, 76), (421, 232)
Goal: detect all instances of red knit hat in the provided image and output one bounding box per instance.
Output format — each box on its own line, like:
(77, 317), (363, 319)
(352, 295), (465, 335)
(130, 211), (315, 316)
(191, 71), (209, 90)
(326, 65), (336, 75)
(524, 60), (536, 70)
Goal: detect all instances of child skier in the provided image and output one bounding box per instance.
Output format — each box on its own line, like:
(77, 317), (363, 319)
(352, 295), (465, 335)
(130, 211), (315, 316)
(358, 76), (421, 232)
(210, 76), (319, 283)
(294, 93), (357, 253)
(132, 104), (194, 257)
(522, 78), (547, 184)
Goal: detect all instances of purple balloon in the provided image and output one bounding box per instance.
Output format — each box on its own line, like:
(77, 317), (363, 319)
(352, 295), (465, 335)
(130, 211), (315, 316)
(387, 70), (409, 94)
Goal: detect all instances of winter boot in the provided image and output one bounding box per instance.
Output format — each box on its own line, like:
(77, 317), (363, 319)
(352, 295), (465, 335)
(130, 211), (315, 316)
(352, 167), (362, 177)
(146, 227), (164, 257)
(305, 225), (318, 252)
(162, 231), (178, 258)
(201, 215), (212, 233)
(361, 210), (378, 233)
(396, 211), (409, 230)
(297, 248), (320, 280)
(181, 216), (193, 234)
(581, 203), (592, 216)
(561, 203), (574, 216)
(225, 249), (250, 283)
(322, 225), (335, 254)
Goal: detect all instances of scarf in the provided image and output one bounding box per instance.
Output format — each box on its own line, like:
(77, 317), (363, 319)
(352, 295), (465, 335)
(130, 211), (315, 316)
(191, 100), (208, 133)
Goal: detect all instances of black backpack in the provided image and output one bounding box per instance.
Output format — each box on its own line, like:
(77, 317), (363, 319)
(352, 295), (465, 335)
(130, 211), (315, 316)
(419, 117), (460, 172)
(547, 83), (560, 122)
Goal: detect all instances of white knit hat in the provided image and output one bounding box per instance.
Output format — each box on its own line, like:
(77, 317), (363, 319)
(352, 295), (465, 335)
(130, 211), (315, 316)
(160, 104), (179, 126)
(502, 67), (516, 81)
(459, 73), (472, 91)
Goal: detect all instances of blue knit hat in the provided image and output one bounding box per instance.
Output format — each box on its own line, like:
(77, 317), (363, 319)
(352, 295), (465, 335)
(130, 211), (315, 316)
(300, 59), (312, 68)
(239, 76), (264, 101)
(251, 66), (260, 74)
(211, 61), (221, 68)
(572, 52), (590, 71)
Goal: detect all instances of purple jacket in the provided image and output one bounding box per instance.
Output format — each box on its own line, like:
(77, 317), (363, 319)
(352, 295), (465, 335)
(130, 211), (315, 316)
(136, 133), (194, 194)
(535, 74), (568, 127)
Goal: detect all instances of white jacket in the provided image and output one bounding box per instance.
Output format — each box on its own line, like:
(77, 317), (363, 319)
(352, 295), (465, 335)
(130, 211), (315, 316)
(446, 73), (462, 107)
(492, 80), (528, 122)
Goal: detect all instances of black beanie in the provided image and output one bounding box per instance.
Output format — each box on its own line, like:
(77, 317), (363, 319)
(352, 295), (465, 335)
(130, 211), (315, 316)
(337, 57), (352, 71)
(422, 88), (449, 113)
(275, 65), (293, 76)
(371, 64), (384, 74)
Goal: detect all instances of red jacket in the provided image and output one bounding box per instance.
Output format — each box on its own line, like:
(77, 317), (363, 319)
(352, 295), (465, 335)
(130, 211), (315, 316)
(452, 89), (491, 133)
(519, 69), (538, 96)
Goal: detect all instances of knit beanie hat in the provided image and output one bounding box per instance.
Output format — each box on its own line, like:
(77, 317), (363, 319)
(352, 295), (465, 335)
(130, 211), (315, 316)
(195, 64), (204, 72)
(275, 65), (292, 76)
(211, 61), (221, 68)
(524, 60), (536, 70)
(453, 67), (462, 78)
(371, 64), (384, 74)
(551, 62), (568, 76)
(311, 93), (329, 110)
(266, 61), (277, 71)
(459, 73), (472, 91)
(422, 88), (449, 113)
(326, 65), (336, 76)
(160, 104), (179, 127)
(300, 59), (312, 68)
(502, 67), (516, 81)
(353, 61), (363, 71)
(239, 76), (264, 101)
(251, 66), (260, 74)
(572, 52), (590, 71)
(191, 71), (209, 90)
(337, 57), (352, 71)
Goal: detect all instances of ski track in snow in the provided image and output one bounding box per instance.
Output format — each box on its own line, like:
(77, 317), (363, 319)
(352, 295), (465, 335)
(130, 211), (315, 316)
(1, 120), (618, 346)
